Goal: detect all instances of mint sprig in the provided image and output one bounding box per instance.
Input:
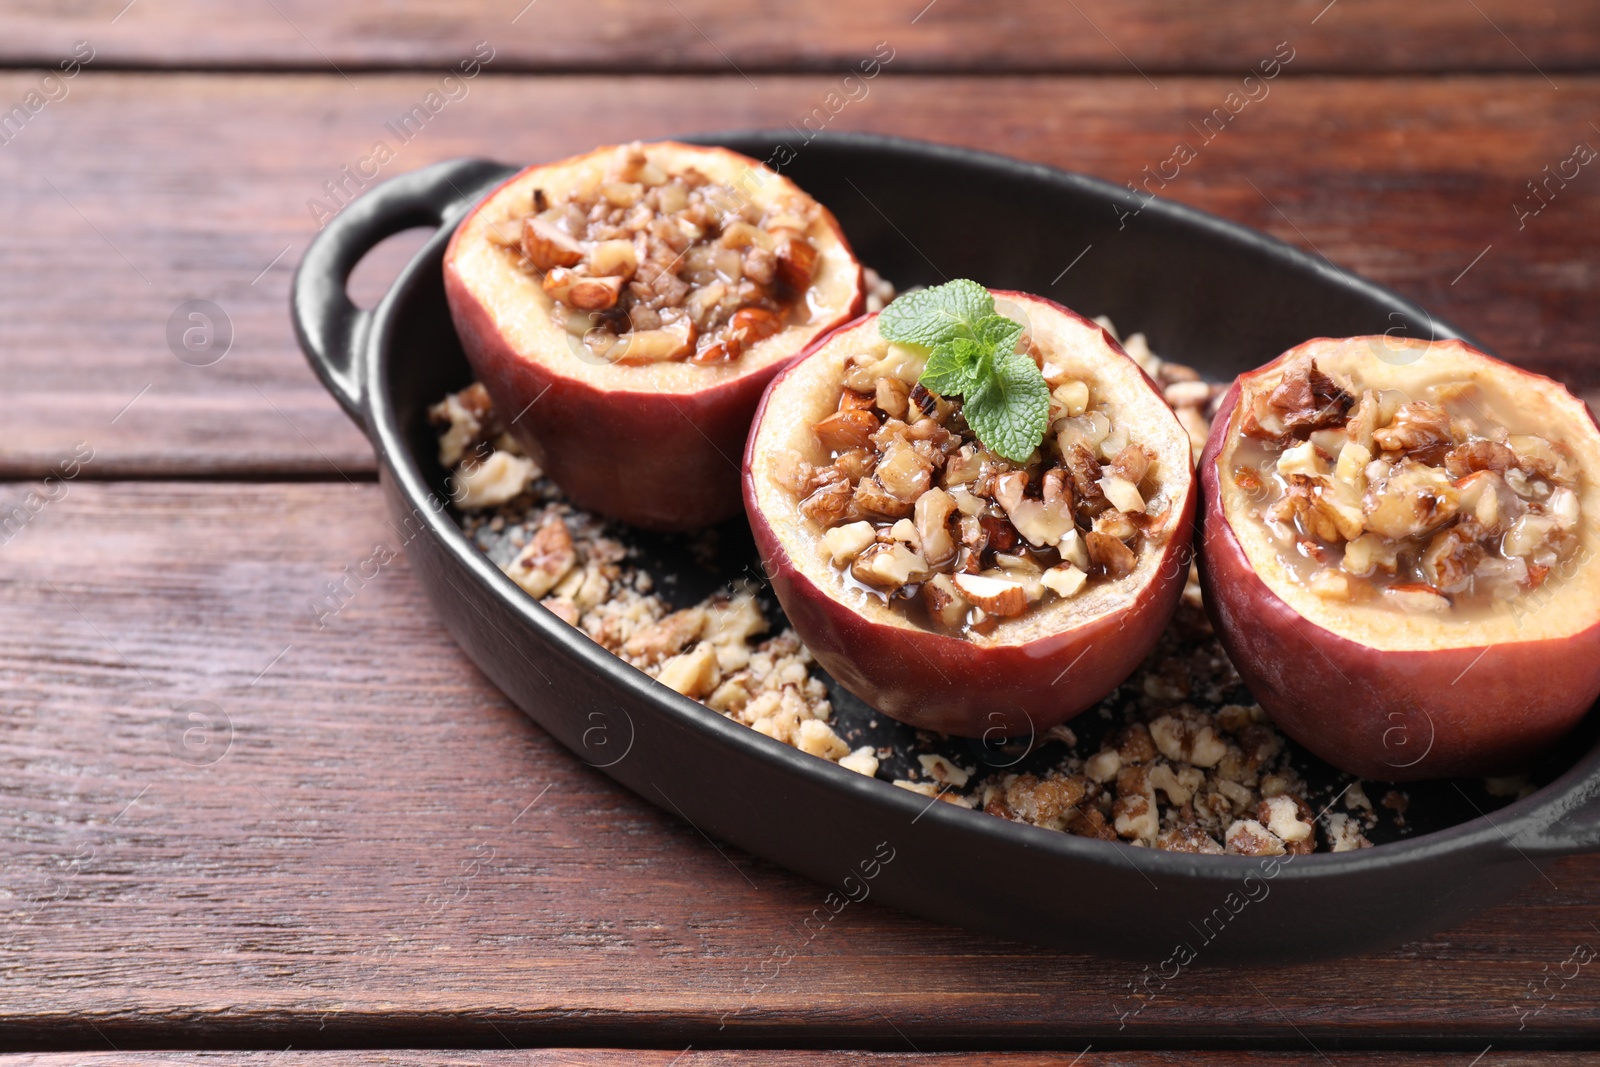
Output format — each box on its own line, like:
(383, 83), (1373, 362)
(877, 280), (1048, 463)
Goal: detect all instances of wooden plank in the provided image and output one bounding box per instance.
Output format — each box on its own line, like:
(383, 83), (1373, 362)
(3, 481), (1600, 1049)
(0, 1), (1597, 74)
(1, 72), (1596, 480)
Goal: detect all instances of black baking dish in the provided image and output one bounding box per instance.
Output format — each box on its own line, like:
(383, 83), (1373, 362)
(291, 132), (1600, 963)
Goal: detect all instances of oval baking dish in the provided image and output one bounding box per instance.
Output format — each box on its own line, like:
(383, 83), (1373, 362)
(292, 132), (1600, 963)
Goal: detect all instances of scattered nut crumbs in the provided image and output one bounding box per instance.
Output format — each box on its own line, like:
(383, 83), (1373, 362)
(429, 385), (856, 768)
(425, 304), (1526, 856)
(971, 605), (1374, 854)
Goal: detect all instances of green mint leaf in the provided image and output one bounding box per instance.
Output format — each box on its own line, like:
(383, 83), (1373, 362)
(960, 351), (1050, 463)
(975, 314), (1024, 358)
(878, 279), (995, 348)
(888, 279), (1049, 461)
(919, 336), (987, 396)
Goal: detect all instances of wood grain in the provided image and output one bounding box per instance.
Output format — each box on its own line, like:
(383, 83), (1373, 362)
(3, 480), (1600, 1050)
(1, 72), (1597, 480)
(0, 1), (1596, 74)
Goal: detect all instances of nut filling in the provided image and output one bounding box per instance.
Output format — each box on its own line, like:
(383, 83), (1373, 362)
(491, 143), (823, 366)
(792, 340), (1172, 636)
(1234, 352), (1585, 611)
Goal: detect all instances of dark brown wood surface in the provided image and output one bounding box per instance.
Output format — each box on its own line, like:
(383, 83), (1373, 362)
(2, 72), (1598, 478)
(3, 481), (1600, 1052)
(1, 0), (1597, 74)
(4, 3), (1600, 1059)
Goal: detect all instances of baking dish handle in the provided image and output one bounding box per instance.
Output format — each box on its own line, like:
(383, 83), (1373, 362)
(291, 157), (516, 429)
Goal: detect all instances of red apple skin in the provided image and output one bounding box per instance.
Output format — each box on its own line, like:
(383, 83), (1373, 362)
(743, 300), (1197, 738)
(1199, 379), (1600, 781)
(443, 165), (864, 532)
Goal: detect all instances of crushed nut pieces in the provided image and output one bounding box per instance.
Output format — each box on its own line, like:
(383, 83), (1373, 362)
(493, 142), (822, 367)
(1235, 352), (1584, 610)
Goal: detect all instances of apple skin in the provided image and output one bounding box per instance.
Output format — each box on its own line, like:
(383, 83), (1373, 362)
(1199, 379), (1600, 781)
(749, 527), (1193, 737)
(443, 157), (864, 532)
(447, 277), (816, 530)
(743, 298), (1197, 738)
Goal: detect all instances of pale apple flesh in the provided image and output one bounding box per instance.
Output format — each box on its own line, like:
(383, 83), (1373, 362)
(1200, 336), (1600, 780)
(744, 292), (1197, 738)
(444, 141), (865, 531)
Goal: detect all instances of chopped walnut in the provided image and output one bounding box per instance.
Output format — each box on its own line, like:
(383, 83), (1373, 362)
(838, 746), (880, 777)
(1149, 714), (1227, 768)
(1225, 818), (1286, 856)
(507, 516), (578, 598)
(988, 773), (1089, 831)
(1420, 527), (1485, 593)
(659, 641), (720, 698)
(1257, 795), (1315, 855)
(852, 473), (915, 521)
(918, 753), (972, 788)
(622, 607), (706, 663)
(1084, 748), (1122, 783)
(428, 382), (498, 468)
(453, 451), (537, 510)
(502, 142), (824, 365)
(1263, 352), (1353, 435)
(1323, 813), (1373, 852)
(799, 476), (856, 527)
(1444, 439), (1517, 478)
(852, 541), (930, 589)
(1117, 722), (1159, 763)
(1156, 826), (1225, 854)
(1086, 530), (1137, 579)
(1267, 474), (1363, 543)
(1237, 357), (1584, 613)
(795, 717), (850, 760)
(1372, 401), (1453, 454)
(1364, 459), (1460, 539)
(1113, 790), (1159, 844)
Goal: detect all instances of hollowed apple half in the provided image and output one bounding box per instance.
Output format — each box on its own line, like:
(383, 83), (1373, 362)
(1200, 335), (1600, 780)
(744, 291), (1197, 738)
(444, 141), (864, 530)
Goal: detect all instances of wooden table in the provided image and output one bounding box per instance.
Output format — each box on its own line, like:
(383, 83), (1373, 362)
(3, 2), (1600, 1062)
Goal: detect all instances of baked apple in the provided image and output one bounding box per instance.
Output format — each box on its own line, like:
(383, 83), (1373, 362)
(444, 141), (864, 530)
(744, 283), (1197, 737)
(1200, 335), (1600, 780)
